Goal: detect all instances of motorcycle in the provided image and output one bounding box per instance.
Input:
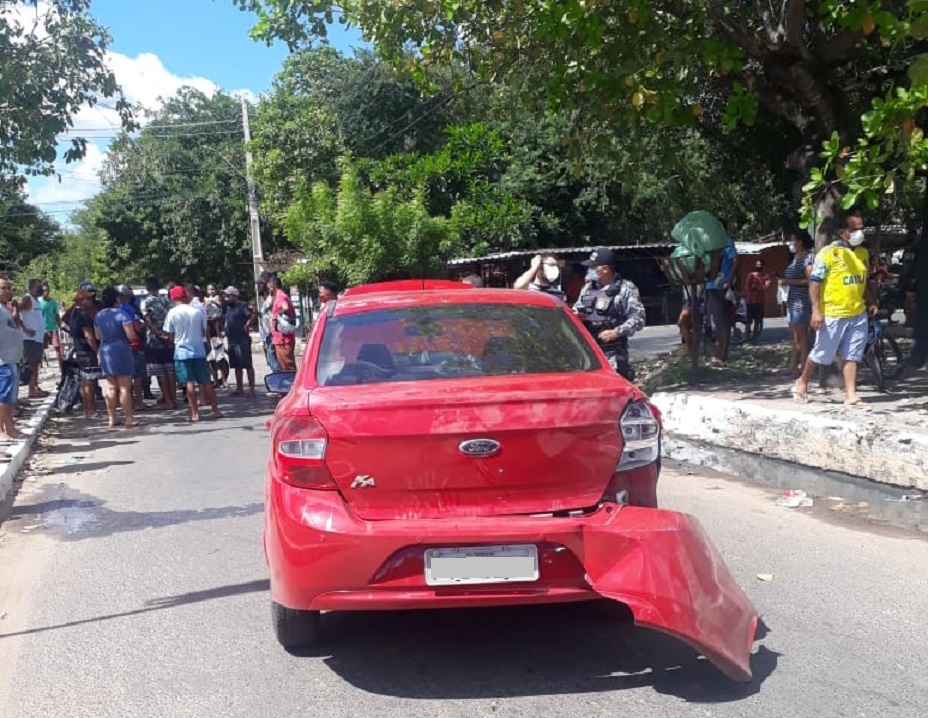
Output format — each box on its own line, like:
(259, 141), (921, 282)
(877, 284), (904, 325)
(54, 345), (82, 413)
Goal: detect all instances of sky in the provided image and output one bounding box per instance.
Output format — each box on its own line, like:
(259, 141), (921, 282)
(21, 0), (365, 221)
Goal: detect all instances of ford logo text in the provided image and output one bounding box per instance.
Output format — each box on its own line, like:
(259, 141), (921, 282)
(458, 439), (501, 458)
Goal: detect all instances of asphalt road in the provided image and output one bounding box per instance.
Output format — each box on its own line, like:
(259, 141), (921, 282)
(2, 390), (928, 718)
(630, 317), (791, 359)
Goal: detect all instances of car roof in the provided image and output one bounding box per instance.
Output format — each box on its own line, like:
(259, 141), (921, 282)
(330, 287), (566, 316)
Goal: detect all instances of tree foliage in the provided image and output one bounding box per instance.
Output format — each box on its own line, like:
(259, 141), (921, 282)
(250, 46), (477, 226)
(0, 0), (133, 188)
(24, 206), (108, 296)
(233, 0), (928, 237)
(89, 89), (267, 286)
(0, 185), (61, 274)
(283, 159), (460, 285)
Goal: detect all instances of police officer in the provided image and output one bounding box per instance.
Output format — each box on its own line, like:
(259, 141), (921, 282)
(574, 247), (647, 381)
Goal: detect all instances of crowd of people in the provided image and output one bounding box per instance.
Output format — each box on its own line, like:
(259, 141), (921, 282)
(0, 270), (313, 438)
(0, 210), (897, 444)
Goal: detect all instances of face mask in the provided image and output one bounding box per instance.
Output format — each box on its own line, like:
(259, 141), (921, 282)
(586, 268), (597, 282)
(543, 265), (560, 283)
(848, 229), (865, 247)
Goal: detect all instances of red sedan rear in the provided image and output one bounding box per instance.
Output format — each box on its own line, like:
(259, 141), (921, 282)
(263, 281), (758, 682)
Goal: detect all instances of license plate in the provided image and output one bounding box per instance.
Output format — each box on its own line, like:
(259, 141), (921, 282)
(424, 544), (539, 586)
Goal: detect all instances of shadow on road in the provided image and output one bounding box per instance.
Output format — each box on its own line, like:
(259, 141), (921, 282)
(0, 578), (269, 640)
(291, 603), (778, 704)
(6, 487), (263, 542)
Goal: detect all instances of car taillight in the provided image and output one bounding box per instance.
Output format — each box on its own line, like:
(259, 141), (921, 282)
(616, 400), (661, 471)
(273, 416), (337, 490)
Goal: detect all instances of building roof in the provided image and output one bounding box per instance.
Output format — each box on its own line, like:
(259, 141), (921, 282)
(734, 240), (789, 255)
(447, 243), (677, 266)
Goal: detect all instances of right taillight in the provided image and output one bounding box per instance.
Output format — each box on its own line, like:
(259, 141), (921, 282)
(616, 400), (661, 471)
(273, 415), (337, 490)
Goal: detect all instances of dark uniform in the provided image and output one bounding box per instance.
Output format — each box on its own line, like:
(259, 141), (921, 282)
(574, 249), (647, 381)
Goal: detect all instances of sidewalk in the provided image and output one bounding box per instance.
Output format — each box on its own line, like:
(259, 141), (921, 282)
(0, 362), (58, 504)
(652, 368), (928, 492)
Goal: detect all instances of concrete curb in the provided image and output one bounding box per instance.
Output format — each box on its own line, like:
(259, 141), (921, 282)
(652, 392), (928, 492)
(0, 396), (55, 503)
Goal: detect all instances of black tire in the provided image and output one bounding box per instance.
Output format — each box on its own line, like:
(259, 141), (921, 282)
(863, 352), (885, 392)
(56, 372), (80, 413)
(730, 320), (747, 346)
(271, 601), (320, 650)
(880, 334), (905, 382)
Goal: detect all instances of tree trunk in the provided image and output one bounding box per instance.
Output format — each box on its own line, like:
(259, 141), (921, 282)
(811, 185), (842, 249)
(907, 185), (928, 370)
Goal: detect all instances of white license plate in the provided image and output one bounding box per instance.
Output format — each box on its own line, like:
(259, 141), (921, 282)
(424, 544), (539, 586)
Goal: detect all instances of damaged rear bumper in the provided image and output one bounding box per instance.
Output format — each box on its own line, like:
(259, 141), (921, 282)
(267, 486), (759, 682)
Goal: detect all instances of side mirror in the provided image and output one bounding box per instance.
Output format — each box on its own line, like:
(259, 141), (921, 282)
(265, 371), (296, 394)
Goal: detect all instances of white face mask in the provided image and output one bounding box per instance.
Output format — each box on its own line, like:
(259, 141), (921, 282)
(543, 265), (560, 283)
(848, 229), (865, 247)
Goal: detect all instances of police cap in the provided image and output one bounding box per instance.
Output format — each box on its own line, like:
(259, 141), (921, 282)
(582, 247), (618, 267)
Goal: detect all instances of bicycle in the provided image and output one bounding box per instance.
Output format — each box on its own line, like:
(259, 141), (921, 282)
(817, 317), (903, 393)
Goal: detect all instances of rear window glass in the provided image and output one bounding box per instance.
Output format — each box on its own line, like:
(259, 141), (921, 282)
(316, 303), (601, 386)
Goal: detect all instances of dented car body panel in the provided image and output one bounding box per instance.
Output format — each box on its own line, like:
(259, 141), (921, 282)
(264, 282), (758, 683)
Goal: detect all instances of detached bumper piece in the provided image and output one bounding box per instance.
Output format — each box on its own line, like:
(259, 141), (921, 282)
(583, 508), (758, 683)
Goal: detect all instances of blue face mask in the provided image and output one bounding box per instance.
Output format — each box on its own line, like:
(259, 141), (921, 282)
(586, 268), (597, 282)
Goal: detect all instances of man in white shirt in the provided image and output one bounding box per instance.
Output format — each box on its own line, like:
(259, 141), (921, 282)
(164, 286), (222, 422)
(18, 278), (46, 398)
(0, 277), (25, 440)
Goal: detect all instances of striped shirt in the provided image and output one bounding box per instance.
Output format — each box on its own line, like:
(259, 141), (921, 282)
(783, 252), (814, 312)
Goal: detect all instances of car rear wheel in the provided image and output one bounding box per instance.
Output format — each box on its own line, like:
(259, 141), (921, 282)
(271, 601), (320, 650)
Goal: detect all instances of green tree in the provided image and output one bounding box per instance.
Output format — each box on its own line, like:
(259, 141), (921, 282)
(0, 0), (133, 189)
(250, 46), (478, 229)
(24, 205), (108, 297)
(233, 1), (928, 233)
(236, 0), (928, 366)
(283, 158), (461, 285)
(0, 185), (62, 273)
(91, 88), (268, 285)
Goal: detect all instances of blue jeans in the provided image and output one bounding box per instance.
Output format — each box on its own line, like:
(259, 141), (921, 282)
(264, 334), (281, 372)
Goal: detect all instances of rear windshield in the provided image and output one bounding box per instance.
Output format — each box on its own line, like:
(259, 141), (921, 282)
(316, 303), (601, 386)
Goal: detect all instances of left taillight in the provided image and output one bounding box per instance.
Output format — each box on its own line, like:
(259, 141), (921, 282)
(272, 415), (337, 490)
(616, 400), (661, 471)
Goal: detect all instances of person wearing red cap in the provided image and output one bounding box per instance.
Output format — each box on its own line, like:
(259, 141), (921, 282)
(164, 285), (222, 421)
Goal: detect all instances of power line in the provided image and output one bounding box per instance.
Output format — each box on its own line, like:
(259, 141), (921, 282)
(67, 129), (244, 140)
(64, 118), (241, 133)
(365, 82), (478, 157)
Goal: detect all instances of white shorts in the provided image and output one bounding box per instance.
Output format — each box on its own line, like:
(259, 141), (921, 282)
(809, 313), (868, 365)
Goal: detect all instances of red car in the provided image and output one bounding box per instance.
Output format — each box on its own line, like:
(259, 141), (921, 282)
(263, 280), (758, 682)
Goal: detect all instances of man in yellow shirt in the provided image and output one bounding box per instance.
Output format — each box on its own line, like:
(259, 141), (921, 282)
(793, 209), (878, 406)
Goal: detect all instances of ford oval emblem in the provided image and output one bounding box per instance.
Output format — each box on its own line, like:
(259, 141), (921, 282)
(458, 439), (501, 458)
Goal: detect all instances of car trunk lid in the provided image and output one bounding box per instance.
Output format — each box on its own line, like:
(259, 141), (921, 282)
(310, 374), (629, 520)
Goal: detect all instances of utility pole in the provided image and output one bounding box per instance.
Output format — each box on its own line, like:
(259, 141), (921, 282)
(241, 96), (264, 288)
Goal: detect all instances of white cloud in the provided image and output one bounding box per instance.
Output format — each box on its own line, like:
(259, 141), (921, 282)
(28, 143), (108, 209)
(21, 42), (253, 217)
(229, 88), (259, 105)
(107, 51), (220, 116)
